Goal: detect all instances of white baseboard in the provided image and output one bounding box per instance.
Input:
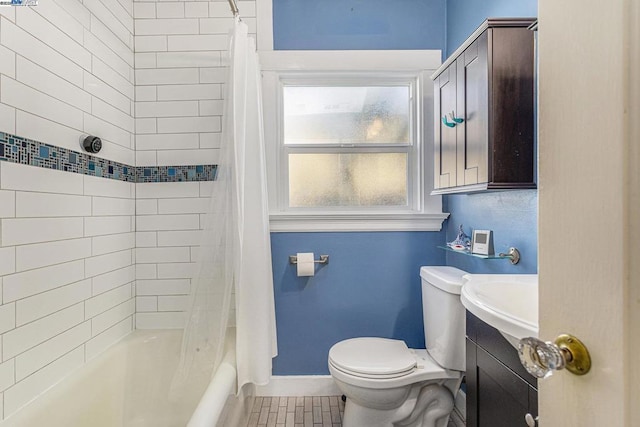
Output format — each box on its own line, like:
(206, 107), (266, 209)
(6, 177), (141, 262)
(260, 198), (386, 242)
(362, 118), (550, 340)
(256, 375), (341, 397)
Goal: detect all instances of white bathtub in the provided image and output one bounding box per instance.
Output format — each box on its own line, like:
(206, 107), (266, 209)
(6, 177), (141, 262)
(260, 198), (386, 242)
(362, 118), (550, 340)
(0, 330), (250, 427)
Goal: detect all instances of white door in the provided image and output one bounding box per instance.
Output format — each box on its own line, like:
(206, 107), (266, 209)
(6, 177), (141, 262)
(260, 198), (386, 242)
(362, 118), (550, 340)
(537, 0), (640, 425)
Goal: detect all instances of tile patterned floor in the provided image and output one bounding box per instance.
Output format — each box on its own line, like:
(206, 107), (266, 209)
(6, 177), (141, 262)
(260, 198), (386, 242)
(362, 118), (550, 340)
(247, 396), (344, 427)
(246, 396), (461, 427)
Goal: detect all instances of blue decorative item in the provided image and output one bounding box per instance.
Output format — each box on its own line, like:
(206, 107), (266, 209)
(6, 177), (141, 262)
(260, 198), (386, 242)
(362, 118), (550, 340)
(442, 116), (456, 128)
(447, 224), (471, 251)
(448, 111), (464, 124)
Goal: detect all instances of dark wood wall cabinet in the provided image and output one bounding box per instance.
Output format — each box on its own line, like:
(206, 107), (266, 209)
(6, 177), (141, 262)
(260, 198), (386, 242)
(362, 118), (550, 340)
(466, 312), (538, 427)
(431, 18), (537, 195)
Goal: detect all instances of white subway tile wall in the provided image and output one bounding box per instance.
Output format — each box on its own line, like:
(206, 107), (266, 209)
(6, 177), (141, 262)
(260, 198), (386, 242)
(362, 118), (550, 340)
(0, 0), (259, 419)
(133, 0), (256, 167)
(134, 181), (211, 329)
(0, 162), (135, 419)
(0, 1), (135, 166)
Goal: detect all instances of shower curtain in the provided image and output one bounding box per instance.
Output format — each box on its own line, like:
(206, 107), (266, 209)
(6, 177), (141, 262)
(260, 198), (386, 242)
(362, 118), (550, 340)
(172, 18), (277, 397)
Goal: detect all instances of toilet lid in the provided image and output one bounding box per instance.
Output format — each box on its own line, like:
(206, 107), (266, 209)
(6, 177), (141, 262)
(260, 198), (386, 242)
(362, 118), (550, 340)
(329, 338), (416, 377)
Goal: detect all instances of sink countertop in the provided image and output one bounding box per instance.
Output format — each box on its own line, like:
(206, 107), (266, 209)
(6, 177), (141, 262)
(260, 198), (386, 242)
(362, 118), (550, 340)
(460, 274), (538, 349)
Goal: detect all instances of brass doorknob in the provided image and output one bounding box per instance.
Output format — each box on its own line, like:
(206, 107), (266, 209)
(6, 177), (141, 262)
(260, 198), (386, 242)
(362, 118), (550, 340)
(518, 334), (591, 378)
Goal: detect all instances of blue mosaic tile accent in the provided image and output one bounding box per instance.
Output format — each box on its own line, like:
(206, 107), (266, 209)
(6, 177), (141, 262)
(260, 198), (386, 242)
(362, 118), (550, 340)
(135, 165), (217, 183)
(0, 131), (217, 183)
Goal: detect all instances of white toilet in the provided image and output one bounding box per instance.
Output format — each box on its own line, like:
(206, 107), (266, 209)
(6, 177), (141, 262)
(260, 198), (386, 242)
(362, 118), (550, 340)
(328, 266), (467, 427)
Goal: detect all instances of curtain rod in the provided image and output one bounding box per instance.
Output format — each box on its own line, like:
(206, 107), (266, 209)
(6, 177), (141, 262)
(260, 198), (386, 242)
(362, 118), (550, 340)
(227, 0), (239, 16)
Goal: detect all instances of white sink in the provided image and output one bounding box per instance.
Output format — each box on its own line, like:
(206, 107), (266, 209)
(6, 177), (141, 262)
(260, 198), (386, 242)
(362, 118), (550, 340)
(460, 274), (538, 349)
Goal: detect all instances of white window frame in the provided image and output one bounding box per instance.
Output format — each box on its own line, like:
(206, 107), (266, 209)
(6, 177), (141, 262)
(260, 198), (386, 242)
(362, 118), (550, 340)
(260, 50), (449, 232)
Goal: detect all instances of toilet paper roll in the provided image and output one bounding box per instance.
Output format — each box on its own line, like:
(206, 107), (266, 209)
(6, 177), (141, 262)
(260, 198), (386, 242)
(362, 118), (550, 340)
(296, 252), (315, 277)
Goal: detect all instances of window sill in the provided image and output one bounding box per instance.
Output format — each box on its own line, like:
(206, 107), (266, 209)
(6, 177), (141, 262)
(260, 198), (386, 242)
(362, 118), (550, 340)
(269, 212), (450, 232)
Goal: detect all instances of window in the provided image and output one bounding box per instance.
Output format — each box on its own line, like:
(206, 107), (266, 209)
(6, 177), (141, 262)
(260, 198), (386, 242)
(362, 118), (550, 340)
(284, 81), (413, 209)
(261, 51), (448, 231)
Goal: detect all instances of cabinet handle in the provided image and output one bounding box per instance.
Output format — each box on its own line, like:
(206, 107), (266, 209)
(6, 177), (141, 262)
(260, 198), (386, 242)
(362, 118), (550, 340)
(442, 116), (456, 128)
(525, 413), (539, 426)
(449, 111), (464, 123)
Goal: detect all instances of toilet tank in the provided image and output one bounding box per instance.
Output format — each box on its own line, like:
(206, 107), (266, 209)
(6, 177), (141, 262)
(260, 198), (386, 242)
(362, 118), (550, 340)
(420, 266), (467, 372)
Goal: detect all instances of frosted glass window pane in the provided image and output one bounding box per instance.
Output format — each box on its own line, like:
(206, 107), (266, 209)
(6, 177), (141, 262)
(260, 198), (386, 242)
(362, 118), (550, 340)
(283, 86), (410, 145)
(288, 153), (408, 207)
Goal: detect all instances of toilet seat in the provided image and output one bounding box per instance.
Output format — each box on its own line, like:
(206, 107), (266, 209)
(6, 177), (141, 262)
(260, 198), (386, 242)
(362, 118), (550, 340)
(329, 338), (417, 379)
(328, 338), (459, 390)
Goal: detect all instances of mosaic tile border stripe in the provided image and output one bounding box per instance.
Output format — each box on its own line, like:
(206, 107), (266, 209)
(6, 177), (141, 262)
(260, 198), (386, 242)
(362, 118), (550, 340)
(0, 132), (217, 183)
(137, 165), (217, 183)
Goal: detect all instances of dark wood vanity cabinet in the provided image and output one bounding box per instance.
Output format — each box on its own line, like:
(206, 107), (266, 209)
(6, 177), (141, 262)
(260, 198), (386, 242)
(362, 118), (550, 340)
(432, 19), (536, 194)
(466, 312), (538, 427)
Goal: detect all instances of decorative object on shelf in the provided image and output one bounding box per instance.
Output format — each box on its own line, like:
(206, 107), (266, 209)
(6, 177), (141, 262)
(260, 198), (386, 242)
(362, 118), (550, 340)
(447, 224), (471, 251)
(471, 229), (494, 256)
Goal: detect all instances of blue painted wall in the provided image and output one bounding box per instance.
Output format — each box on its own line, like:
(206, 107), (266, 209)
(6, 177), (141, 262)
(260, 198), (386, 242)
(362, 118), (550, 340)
(271, 232), (445, 375)
(443, 191), (538, 274)
(271, 0), (450, 376)
(273, 0), (446, 51)
(446, 0), (537, 57)
(269, 0), (539, 375)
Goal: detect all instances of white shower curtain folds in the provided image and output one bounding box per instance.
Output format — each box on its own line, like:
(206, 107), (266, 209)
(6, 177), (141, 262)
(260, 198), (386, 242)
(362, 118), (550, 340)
(172, 19), (277, 398)
(230, 19), (278, 391)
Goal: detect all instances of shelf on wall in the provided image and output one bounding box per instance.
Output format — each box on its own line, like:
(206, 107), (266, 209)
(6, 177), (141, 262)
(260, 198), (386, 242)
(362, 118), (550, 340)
(437, 246), (520, 264)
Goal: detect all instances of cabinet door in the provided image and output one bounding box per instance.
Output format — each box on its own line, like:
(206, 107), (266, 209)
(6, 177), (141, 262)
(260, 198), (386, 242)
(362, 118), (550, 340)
(457, 32), (488, 186)
(466, 338), (479, 427)
(475, 345), (531, 427)
(434, 64), (458, 189)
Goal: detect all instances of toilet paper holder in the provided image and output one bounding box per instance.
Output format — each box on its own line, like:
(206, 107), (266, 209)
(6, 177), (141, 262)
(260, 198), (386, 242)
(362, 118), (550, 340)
(289, 255), (329, 265)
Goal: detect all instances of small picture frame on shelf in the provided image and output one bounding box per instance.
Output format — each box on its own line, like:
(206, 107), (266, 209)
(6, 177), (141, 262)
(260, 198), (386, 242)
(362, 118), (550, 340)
(472, 230), (494, 256)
